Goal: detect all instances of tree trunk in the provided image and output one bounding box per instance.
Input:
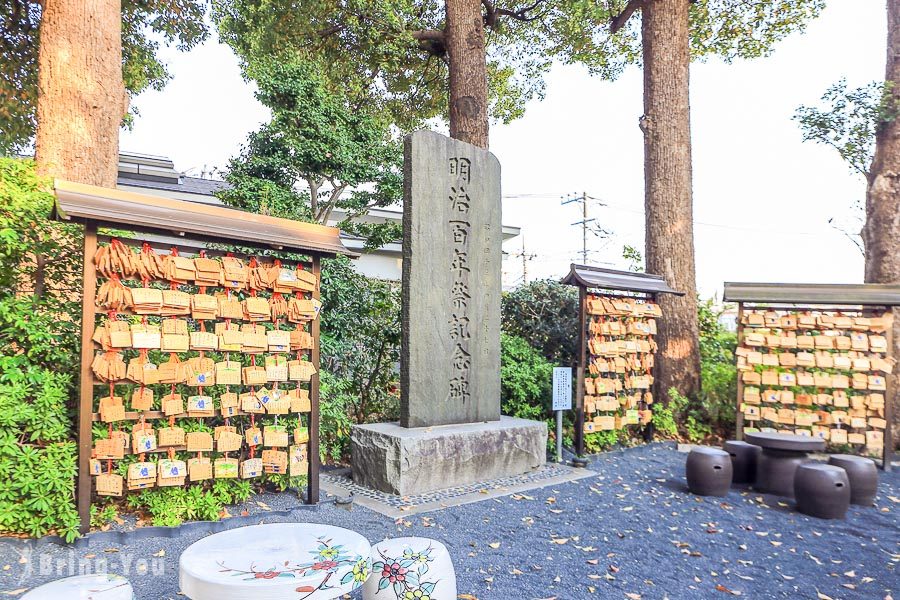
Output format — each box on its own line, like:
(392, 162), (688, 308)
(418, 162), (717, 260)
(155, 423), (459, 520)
(641, 0), (701, 402)
(864, 0), (900, 446)
(444, 0), (489, 149)
(34, 0), (125, 187)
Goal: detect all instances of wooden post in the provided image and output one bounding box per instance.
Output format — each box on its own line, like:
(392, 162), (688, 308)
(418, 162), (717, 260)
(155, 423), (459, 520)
(307, 255), (322, 503)
(883, 308), (894, 472)
(643, 292), (658, 443)
(77, 222), (98, 534)
(574, 286), (587, 457)
(734, 302), (746, 441)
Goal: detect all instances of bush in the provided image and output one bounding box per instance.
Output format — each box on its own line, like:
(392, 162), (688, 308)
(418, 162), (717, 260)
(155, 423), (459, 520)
(0, 158), (82, 541)
(697, 300), (737, 438)
(501, 280), (579, 366)
(500, 333), (553, 421)
(317, 256), (401, 463)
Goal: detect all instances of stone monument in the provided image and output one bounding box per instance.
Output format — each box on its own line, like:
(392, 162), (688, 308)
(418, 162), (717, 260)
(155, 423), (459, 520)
(351, 131), (547, 496)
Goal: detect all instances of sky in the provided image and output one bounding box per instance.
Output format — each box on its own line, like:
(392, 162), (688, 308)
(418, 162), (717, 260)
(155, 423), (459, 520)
(120, 0), (885, 299)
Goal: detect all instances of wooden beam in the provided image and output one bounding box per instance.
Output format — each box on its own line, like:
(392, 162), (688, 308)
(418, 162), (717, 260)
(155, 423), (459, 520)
(307, 256), (322, 504)
(77, 222), (98, 535)
(574, 286), (587, 457)
(734, 303), (746, 441)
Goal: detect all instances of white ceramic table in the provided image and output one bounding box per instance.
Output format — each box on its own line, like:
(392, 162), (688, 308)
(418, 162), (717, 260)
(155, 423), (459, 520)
(21, 573), (134, 599)
(179, 523), (372, 600)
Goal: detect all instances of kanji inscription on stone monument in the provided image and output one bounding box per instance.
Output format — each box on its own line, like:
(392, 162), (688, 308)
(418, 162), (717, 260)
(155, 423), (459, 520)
(401, 131), (501, 427)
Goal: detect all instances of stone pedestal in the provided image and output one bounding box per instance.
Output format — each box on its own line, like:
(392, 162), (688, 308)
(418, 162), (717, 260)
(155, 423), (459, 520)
(351, 417), (548, 496)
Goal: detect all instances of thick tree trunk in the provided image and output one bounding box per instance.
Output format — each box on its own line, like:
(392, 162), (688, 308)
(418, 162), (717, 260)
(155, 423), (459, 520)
(34, 0), (125, 187)
(444, 0), (489, 149)
(865, 0), (900, 445)
(641, 0), (701, 402)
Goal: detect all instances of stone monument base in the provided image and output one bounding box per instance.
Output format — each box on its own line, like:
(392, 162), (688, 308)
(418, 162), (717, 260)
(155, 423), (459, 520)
(351, 416), (548, 496)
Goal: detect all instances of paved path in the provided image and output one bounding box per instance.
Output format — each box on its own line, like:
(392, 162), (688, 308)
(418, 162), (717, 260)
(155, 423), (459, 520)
(1, 443), (897, 599)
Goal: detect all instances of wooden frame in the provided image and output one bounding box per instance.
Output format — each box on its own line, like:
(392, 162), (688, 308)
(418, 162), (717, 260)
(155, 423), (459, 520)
(731, 301), (895, 471)
(56, 181), (354, 533)
(563, 264), (682, 457)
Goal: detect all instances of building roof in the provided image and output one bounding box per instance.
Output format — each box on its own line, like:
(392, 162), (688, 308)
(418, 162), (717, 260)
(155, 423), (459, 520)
(117, 175), (228, 198)
(562, 264), (683, 295)
(723, 282), (900, 307)
(53, 179), (358, 258)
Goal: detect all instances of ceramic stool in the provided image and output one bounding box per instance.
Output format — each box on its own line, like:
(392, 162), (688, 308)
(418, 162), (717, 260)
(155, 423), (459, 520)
(364, 537), (456, 600)
(686, 447), (732, 497)
(21, 574), (134, 599)
(828, 454), (878, 506)
(794, 463), (851, 519)
(724, 440), (761, 484)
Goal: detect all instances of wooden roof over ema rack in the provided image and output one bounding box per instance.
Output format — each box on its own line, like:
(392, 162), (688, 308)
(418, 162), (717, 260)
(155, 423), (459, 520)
(52, 179), (358, 258)
(723, 282), (900, 307)
(562, 264), (683, 296)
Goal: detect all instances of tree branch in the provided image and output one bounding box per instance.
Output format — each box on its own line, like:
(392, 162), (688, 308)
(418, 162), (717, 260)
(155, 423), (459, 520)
(496, 0), (546, 23)
(610, 0), (644, 34)
(410, 29), (445, 42)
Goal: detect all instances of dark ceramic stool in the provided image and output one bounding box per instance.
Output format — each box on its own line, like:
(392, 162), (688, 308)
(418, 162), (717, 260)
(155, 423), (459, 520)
(724, 441), (761, 484)
(686, 447), (733, 497)
(794, 463), (850, 519)
(828, 454), (878, 506)
(745, 432), (825, 497)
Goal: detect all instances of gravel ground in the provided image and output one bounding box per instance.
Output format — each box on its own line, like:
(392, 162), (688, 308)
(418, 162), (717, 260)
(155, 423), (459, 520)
(1, 443), (897, 599)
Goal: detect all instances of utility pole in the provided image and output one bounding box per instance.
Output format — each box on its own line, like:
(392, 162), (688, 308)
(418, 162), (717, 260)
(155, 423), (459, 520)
(562, 191), (598, 264)
(509, 234), (537, 284)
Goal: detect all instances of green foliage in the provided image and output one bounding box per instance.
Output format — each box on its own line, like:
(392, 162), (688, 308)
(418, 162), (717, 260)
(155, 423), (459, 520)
(1, 1), (208, 154)
(500, 334), (553, 422)
(218, 58), (402, 249)
(125, 479), (253, 527)
(318, 372), (357, 463)
(794, 79), (900, 176)
(501, 279), (579, 367)
(697, 301), (736, 437)
(622, 245), (644, 273)
(320, 257), (401, 421)
(214, 0), (823, 136)
(90, 503), (118, 529)
(651, 392), (682, 439)
(0, 159), (80, 541)
(583, 430), (625, 454)
(0, 437), (80, 541)
(312, 256), (401, 463)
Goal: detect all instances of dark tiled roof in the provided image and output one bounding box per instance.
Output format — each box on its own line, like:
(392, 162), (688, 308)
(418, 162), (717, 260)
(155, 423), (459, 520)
(117, 175), (230, 198)
(562, 264), (683, 295)
(723, 282), (900, 306)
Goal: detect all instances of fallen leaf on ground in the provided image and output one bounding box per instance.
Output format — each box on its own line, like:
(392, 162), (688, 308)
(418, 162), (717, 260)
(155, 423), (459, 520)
(715, 584), (741, 596)
(488, 542), (500, 549)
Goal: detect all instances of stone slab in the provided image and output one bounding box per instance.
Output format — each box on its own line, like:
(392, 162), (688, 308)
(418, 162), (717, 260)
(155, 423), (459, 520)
(351, 416), (547, 496)
(401, 130), (502, 427)
(322, 463), (595, 519)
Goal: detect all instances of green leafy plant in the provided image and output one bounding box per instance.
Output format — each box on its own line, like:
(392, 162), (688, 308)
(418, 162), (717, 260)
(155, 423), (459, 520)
(0, 159), (81, 541)
(501, 279), (579, 366)
(500, 333), (553, 422)
(125, 479), (254, 527)
(90, 503), (118, 529)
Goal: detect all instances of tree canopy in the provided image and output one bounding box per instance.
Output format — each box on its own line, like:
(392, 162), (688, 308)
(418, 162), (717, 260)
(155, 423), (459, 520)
(217, 59), (403, 249)
(213, 0), (825, 132)
(794, 79), (899, 178)
(1, 0), (208, 155)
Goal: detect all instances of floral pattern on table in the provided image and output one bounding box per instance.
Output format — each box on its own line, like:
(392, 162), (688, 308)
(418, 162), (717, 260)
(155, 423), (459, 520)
(216, 536), (372, 599)
(371, 543), (442, 599)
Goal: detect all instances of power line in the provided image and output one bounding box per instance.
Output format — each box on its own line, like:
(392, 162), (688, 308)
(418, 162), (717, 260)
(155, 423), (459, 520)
(506, 190), (855, 238)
